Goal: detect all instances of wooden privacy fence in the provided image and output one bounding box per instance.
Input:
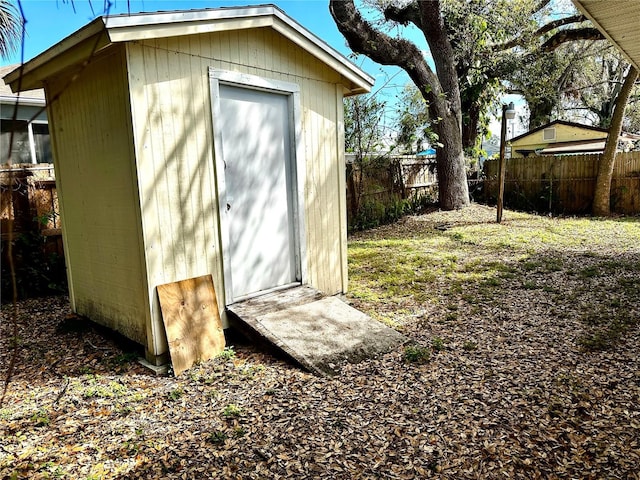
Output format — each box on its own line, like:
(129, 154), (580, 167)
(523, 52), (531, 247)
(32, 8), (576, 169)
(1, 163), (63, 254)
(345, 154), (438, 228)
(401, 156), (439, 193)
(346, 154), (437, 199)
(1, 163), (67, 300)
(483, 152), (640, 214)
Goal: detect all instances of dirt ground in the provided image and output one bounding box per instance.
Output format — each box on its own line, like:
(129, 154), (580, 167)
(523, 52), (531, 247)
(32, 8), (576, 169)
(1, 205), (639, 479)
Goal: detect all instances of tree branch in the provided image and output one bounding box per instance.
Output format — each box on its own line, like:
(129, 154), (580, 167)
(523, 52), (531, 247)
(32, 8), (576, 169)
(329, 0), (443, 108)
(492, 14), (588, 52)
(541, 27), (604, 52)
(537, 14), (587, 37)
(533, 0), (553, 13)
(383, 2), (421, 29)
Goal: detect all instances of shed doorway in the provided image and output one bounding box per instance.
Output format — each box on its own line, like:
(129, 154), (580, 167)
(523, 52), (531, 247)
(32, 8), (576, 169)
(210, 70), (305, 305)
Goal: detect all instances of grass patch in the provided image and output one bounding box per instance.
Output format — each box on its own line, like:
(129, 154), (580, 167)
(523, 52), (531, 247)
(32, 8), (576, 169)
(578, 309), (638, 352)
(168, 387), (185, 401)
(463, 340), (478, 351)
(216, 347), (236, 361)
(578, 266), (600, 278)
(403, 344), (431, 364)
(30, 409), (51, 427)
(348, 207), (640, 352)
(208, 430), (228, 444)
(82, 378), (129, 399)
(431, 336), (446, 352)
(221, 403), (243, 418)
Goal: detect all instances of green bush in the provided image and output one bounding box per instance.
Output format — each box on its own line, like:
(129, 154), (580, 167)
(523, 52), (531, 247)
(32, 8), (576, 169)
(349, 192), (435, 232)
(403, 344), (431, 364)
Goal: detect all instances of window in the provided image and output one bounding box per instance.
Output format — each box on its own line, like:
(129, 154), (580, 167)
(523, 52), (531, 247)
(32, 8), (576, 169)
(32, 123), (52, 164)
(543, 128), (556, 141)
(0, 119), (31, 164)
(0, 119), (52, 164)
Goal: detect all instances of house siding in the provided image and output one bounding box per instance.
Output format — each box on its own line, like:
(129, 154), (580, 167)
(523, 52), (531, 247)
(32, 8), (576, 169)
(511, 124), (608, 158)
(126, 27), (347, 341)
(45, 46), (149, 346)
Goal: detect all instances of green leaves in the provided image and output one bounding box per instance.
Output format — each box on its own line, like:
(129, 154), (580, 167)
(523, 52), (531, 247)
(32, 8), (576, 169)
(344, 94), (387, 154)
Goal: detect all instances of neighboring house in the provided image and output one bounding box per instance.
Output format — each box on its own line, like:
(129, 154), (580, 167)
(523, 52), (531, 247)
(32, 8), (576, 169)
(4, 6), (373, 366)
(0, 64), (51, 165)
(509, 120), (640, 158)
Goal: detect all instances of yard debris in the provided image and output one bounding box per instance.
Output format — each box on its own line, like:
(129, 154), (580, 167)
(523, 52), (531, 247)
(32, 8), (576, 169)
(1, 204), (639, 479)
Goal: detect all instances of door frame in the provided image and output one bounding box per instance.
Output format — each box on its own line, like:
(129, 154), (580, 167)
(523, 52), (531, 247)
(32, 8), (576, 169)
(208, 68), (307, 305)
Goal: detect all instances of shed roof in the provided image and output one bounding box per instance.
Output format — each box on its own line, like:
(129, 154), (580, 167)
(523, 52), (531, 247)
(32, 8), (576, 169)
(572, 0), (640, 70)
(4, 4), (374, 95)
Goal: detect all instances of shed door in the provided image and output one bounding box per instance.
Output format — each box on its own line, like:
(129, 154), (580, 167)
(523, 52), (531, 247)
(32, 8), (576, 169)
(218, 84), (299, 301)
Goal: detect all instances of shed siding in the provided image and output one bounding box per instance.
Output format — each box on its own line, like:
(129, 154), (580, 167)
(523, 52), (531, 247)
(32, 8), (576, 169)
(46, 46), (148, 345)
(126, 27), (347, 325)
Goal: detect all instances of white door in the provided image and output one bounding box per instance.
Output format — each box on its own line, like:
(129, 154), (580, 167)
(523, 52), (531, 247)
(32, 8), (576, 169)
(218, 84), (299, 301)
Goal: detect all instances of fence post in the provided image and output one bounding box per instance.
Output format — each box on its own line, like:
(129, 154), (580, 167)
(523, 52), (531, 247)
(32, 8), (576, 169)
(496, 111), (508, 222)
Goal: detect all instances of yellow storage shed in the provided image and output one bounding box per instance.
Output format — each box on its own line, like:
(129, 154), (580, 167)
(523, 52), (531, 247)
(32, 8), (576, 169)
(4, 5), (374, 365)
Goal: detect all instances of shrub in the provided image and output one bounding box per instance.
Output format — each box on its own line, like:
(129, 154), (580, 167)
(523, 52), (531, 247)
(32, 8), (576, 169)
(1, 221), (67, 302)
(349, 192), (435, 232)
(403, 344), (431, 364)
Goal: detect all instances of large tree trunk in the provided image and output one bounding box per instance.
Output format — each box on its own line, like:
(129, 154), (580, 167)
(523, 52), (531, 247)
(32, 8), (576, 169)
(527, 96), (556, 129)
(329, 0), (469, 210)
(438, 114), (469, 209)
(462, 100), (481, 152)
(593, 65), (638, 216)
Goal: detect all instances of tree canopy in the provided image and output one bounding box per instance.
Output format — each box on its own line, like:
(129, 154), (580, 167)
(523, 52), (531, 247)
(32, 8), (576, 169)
(329, 0), (604, 210)
(395, 85), (436, 154)
(558, 46), (640, 131)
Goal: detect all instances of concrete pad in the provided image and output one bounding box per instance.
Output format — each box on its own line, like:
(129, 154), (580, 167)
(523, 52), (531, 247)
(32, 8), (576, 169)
(137, 357), (170, 375)
(230, 291), (407, 375)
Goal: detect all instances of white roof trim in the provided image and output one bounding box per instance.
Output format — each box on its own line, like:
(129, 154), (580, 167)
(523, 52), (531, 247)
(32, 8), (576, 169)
(3, 19), (107, 88)
(105, 4), (278, 28)
(0, 95), (46, 107)
(5, 4), (373, 94)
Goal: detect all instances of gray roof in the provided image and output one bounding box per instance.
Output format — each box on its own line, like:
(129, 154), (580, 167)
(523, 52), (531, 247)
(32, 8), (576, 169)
(0, 64), (45, 105)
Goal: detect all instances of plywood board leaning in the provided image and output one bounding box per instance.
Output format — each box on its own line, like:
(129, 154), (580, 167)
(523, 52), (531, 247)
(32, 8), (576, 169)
(157, 274), (225, 376)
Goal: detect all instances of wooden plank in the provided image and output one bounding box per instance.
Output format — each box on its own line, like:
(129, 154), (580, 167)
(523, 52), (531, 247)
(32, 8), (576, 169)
(157, 274), (225, 376)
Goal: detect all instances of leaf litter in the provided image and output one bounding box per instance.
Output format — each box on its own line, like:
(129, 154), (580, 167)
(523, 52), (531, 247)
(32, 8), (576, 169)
(1, 204), (639, 479)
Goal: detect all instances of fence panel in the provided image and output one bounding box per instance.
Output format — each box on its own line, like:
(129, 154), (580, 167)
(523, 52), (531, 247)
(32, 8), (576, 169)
(0, 163), (63, 253)
(345, 154), (438, 229)
(401, 156), (438, 193)
(483, 152), (640, 214)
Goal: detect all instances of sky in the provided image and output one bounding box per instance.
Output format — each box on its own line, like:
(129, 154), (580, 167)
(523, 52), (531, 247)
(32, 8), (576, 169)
(3, 0), (416, 134)
(2, 0), (523, 138)
(3, 0), (407, 94)
(3, 0), (354, 67)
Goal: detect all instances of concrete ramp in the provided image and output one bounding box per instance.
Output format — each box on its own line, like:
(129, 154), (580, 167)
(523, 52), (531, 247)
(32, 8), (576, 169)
(228, 286), (407, 375)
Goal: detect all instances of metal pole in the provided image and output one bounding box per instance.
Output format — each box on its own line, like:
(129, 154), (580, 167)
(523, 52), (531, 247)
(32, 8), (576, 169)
(496, 104), (508, 223)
